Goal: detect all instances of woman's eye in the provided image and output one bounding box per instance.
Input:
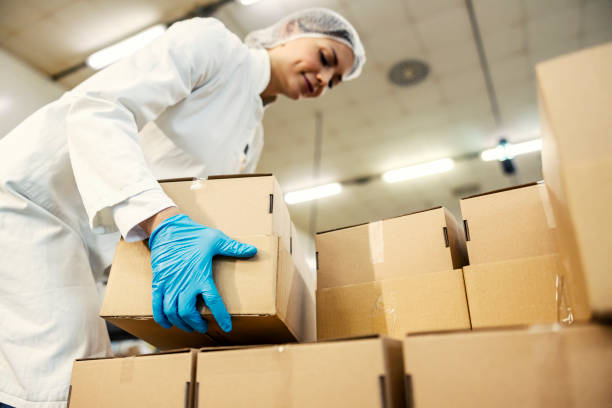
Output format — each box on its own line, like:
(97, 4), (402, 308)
(319, 50), (328, 66)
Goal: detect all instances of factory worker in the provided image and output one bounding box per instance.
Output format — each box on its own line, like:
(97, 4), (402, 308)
(0, 7), (365, 408)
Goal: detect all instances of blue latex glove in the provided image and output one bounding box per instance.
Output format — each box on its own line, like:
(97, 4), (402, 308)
(148, 214), (257, 333)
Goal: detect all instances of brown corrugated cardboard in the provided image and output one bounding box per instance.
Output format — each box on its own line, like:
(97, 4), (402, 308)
(159, 174), (292, 253)
(69, 349), (197, 407)
(101, 234), (315, 349)
(315, 207), (468, 290)
(317, 269), (471, 340)
(460, 182), (558, 264)
(195, 336), (406, 407)
(462, 254), (591, 328)
(537, 43), (612, 318)
(403, 324), (612, 407)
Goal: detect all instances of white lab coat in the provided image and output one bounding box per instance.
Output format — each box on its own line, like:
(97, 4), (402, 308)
(0, 17), (269, 407)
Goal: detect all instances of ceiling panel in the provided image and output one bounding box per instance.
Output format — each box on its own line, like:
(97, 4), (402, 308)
(415, 5), (473, 50)
(523, 0), (580, 20)
(471, 0), (522, 34)
(526, 6), (580, 52)
(480, 25), (526, 63)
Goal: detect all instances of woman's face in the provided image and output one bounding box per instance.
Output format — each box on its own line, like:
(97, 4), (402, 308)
(264, 37), (355, 100)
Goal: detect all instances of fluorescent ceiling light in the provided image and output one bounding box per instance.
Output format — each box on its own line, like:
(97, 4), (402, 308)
(383, 158), (455, 183)
(238, 0), (263, 4)
(87, 24), (167, 70)
(285, 183), (342, 205)
(481, 139), (542, 161)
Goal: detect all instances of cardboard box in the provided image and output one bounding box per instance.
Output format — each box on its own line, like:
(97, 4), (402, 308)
(195, 336), (406, 407)
(317, 269), (471, 340)
(538, 43), (612, 318)
(315, 207), (468, 290)
(159, 174), (292, 253)
(460, 182), (558, 264)
(403, 324), (612, 407)
(101, 234), (315, 349)
(463, 254), (591, 328)
(69, 349), (198, 407)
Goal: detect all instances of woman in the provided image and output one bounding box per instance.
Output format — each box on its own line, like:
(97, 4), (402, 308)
(0, 7), (365, 408)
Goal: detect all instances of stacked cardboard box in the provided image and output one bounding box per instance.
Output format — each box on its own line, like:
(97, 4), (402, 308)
(460, 182), (591, 328)
(537, 42), (612, 319)
(101, 174), (316, 348)
(402, 324), (612, 407)
(69, 336), (406, 408)
(316, 207), (471, 340)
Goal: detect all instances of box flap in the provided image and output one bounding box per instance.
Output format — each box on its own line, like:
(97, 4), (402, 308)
(316, 207), (458, 289)
(316, 206), (443, 235)
(70, 349), (194, 407)
(460, 182), (538, 200)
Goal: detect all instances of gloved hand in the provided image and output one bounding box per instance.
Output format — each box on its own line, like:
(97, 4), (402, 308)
(148, 214), (257, 333)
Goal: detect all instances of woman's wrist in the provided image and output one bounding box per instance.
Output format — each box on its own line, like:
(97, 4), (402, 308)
(139, 206), (181, 236)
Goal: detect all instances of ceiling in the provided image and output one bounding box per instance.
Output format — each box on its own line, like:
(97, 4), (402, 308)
(1, 0), (611, 233)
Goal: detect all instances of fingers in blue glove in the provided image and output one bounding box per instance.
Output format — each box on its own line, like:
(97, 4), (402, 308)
(163, 292), (194, 333)
(216, 236), (258, 258)
(178, 285), (209, 334)
(201, 279), (232, 332)
(152, 283), (171, 329)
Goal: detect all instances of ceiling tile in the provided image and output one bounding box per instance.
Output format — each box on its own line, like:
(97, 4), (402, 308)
(426, 41), (480, 77)
(344, 0), (408, 38)
(0, 0), (46, 34)
(523, 0), (580, 20)
(403, 0), (463, 21)
(1, 18), (66, 74)
(438, 69), (486, 101)
(526, 6), (580, 51)
(488, 53), (534, 93)
(580, 26), (612, 48)
(471, 0), (522, 34)
(481, 25), (527, 63)
(528, 36), (580, 65)
(393, 78), (445, 111)
(222, 0), (288, 34)
(366, 24), (423, 67)
(415, 5), (472, 50)
(582, 0), (612, 35)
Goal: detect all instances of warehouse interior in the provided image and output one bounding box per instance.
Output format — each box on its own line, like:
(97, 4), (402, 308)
(0, 0), (611, 407)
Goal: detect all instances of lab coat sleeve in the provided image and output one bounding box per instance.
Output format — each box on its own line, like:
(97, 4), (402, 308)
(64, 18), (236, 234)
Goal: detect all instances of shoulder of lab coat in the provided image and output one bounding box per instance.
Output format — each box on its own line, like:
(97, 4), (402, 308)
(63, 17), (246, 237)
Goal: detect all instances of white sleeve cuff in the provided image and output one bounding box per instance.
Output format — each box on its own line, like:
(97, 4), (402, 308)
(111, 188), (177, 242)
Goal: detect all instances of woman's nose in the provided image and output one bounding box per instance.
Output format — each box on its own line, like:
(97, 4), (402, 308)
(317, 68), (334, 87)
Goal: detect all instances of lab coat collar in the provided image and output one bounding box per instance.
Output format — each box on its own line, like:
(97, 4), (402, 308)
(248, 47), (271, 97)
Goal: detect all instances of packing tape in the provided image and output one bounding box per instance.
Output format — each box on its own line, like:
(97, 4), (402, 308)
(538, 183), (557, 229)
(372, 291), (399, 337)
(190, 178), (205, 191)
(119, 357), (135, 384)
(368, 221), (385, 264)
(555, 273), (574, 325)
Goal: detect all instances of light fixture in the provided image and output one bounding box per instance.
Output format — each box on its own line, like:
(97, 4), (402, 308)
(86, 24), (167, 70)
(238, 0), (262, 5)
(284, 183), (342, 205)
(382, 158), (455, 183)
(481, 138), (542, 161)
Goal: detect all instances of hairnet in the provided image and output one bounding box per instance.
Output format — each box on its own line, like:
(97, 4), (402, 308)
(245, 8), (366, 81)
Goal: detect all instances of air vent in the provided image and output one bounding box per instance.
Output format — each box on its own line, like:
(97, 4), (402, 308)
(388, 59), (429, 86)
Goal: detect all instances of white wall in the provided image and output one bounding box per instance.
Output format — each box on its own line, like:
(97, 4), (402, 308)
(0, 49), (66, 138)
